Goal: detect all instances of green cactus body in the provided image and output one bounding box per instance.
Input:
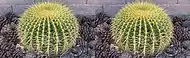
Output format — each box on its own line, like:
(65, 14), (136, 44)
(18, 2), (79, 55)
(111, 2), (173, 56)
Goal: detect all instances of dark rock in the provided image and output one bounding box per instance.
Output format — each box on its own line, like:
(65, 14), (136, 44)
(74, 12), (119, 58)
(24, 52), (50, 58)
(95, 12), (111, 25)
(60, 51), (74, 58)
(95, 22), (110, 32)
(183, 28), (190, 40)
(182, 40), (190, 50)
(182, 49), (190, 56)
(0, 36), (3, 43)
(171, 15), (184, 26)
(87, 48), (95, 57)
(0, 43), (25, 58)
(76, 15), (89, 25)
(107, 49), (120, 58)
(79, 26), (95, 42)
(94, 22), (113, 44)
(94, 42), (110, 50)
(165, 45), (180, 57)
(174, 53), (186, 58)
(90, 21), (97, 28)
(174, 26), (184, 41)
(0, 22), (25, 58)
(76, 38), (88, 47)
(24, 53), (36, 58)
(0, 23), (19, 44)
(94, 42), (120, 58)
(78, 53), (91, 58)
(0, 12), (26, 58)
(182, 21), (190, 27)
(1, 22), (17, 33)
(70, 47), (83, 57)
(155, 52), (173, 58)
(88, 40), (98, 49)
(0, 12), (18, 31)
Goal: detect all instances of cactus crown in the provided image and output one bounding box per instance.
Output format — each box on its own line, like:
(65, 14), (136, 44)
(112, 2), (173, 56)
(117, 2), (166, 20)
(18, 2), (79, 55)
(24, 2), (69, 19)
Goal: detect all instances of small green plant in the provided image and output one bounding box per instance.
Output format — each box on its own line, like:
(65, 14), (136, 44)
(111, 2), (173, 56)
(18, 2), (79, 55)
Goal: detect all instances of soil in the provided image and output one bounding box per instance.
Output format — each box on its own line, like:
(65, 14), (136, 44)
(0, 12), (190, 58)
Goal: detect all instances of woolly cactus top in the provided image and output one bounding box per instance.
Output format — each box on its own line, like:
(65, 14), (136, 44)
(23, 2), (71, 20)
(116, 2), (167, 20)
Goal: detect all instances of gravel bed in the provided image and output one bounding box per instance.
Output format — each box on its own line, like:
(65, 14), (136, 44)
(0, 12), (190, 58)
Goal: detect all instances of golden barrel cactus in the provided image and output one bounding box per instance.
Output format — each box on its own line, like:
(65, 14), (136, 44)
(111, 2), (173, 56)
(18, 2), (79, 55)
